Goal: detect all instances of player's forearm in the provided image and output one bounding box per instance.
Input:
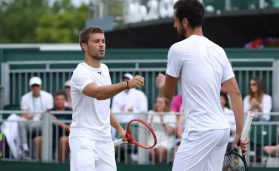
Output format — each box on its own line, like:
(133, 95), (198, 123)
(159, 84), (165, 96)
(96, 82), (127, 100)
(230, 92), (244, 134)
(110, 112), (124, 132)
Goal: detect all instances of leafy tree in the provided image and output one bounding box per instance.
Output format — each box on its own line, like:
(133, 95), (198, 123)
(0, 0), (49, 43)
(36, 1), (89, 43)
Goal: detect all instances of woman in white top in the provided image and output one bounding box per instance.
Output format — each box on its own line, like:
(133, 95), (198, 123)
(243, 77), (272, 121)
(64, 80), (72, 108)
(220, 92), (236, 152)
(148, 95), (176, 163)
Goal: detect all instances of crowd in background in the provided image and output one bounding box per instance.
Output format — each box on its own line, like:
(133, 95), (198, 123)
(0, 73), (278, 164)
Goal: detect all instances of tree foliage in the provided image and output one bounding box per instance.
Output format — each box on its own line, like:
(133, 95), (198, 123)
(0, 0), (89, 43)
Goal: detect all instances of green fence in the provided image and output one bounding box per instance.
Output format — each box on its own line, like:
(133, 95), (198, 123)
(1, 47), (279, 111)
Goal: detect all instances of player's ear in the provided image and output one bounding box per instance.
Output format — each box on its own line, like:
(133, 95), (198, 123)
(182, 18), (188, 28)
(82, 43), (88, 52)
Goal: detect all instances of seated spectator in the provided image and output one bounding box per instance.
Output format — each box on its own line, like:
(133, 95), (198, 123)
(64, 80), (72, 108)
(111, 73), (148, 138)
(171, 94), (183, 114)
(33, 91), (72, 163)
(243, 77), (272, 121)
(264, 145), (279, 156)
(148, 96), (176, 163)
(18, 77), (53, 159)
(220, 92), (236, 152)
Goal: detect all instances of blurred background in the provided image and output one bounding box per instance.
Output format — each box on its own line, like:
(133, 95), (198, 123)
(0, 0), (279, 171)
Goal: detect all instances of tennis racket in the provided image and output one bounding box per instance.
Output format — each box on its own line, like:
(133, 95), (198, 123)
(223, 111), (254, 171)
(113, 119), (157, 149)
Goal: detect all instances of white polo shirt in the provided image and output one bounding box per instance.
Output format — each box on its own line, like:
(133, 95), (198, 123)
(111, 89), (148, 123)
(166, 35), (234, 132)
(20, 90), (53, 121)
(69, 63), (112, 142)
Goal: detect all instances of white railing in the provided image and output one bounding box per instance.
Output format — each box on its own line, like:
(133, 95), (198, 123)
(2, 58), (278, 112)
(0, 111), (279, 167)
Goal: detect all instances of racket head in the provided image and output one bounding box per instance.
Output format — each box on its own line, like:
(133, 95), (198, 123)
(223, 149), (248, 171)
(125, 119), (157, 149)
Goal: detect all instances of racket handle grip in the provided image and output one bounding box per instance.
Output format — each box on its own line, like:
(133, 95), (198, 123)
(113, 139), (124, 146)
(240, 111), (254, 141)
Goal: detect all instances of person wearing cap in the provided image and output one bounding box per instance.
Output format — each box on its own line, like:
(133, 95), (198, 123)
(111, 73), (148, 162)
(18, 76), (53, 159)
(64, 80), (72, 108)
(111, 73), (148, 122)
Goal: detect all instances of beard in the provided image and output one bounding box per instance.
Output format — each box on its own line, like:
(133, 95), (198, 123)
(177, 26), (186, 40)
(88, 50), (104, 61)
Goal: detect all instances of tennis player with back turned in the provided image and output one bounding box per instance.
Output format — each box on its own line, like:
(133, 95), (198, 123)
(156, 0), (249, 170)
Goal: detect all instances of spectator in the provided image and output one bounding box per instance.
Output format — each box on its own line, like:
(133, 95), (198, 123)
(148, 96), (176, 163)
(171, 94), (183, 113)
(111, 73), (148, 138)
(111, 73), (148, 162)
(33, 91), (72, 162)
(111, 73), (148, 119)
(220, 92), (236, 152)
(64, 80), (72, 108)
(18, 77), (53, 159)
(243, 77), (272, 121)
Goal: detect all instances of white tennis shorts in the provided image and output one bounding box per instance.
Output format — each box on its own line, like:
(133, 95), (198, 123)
(172, 128), (230, 171)
(69, 137), (116, 171)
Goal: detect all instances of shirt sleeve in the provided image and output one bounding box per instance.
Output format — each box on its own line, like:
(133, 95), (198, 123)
(221, 55), (235, 83)
(166, 44), (183, 78)
(260, 95), (272, 121)
(71, 71), (94, 93)
(46, 94), (54, 110)
(20, 95), (29, 110)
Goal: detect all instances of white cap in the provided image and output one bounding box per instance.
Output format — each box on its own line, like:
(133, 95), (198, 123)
(64, 80), (71, 87)
(123, 73), (133, 80)
(29, 77), (42, 86)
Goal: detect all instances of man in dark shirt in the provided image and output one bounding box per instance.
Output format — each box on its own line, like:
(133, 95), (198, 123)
(33, 91), (72, 162)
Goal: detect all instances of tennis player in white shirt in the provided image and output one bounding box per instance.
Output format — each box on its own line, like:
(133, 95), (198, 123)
(156, 0), (249, 170)
(69, 26), (145, 171)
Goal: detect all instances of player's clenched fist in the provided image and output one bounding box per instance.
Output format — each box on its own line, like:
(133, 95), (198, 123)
(156, 74), (165, 89)
(128, 75), (144, 88)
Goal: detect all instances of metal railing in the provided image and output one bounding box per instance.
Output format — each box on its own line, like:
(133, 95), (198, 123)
(0, 111), (279, 167)
(2, 58), (278, 111)
(0, 86), (4, 110)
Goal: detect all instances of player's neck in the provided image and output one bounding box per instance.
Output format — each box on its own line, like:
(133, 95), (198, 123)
(85, 55), (101, 68)
(185, 27), (203, 39)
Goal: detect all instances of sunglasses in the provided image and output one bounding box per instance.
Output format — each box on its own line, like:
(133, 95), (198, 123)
(249, 83), (257, 86)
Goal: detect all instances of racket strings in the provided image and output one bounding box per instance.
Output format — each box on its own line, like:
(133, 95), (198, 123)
(223, 153), (246, 171)
(129, 122), (155, 147)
